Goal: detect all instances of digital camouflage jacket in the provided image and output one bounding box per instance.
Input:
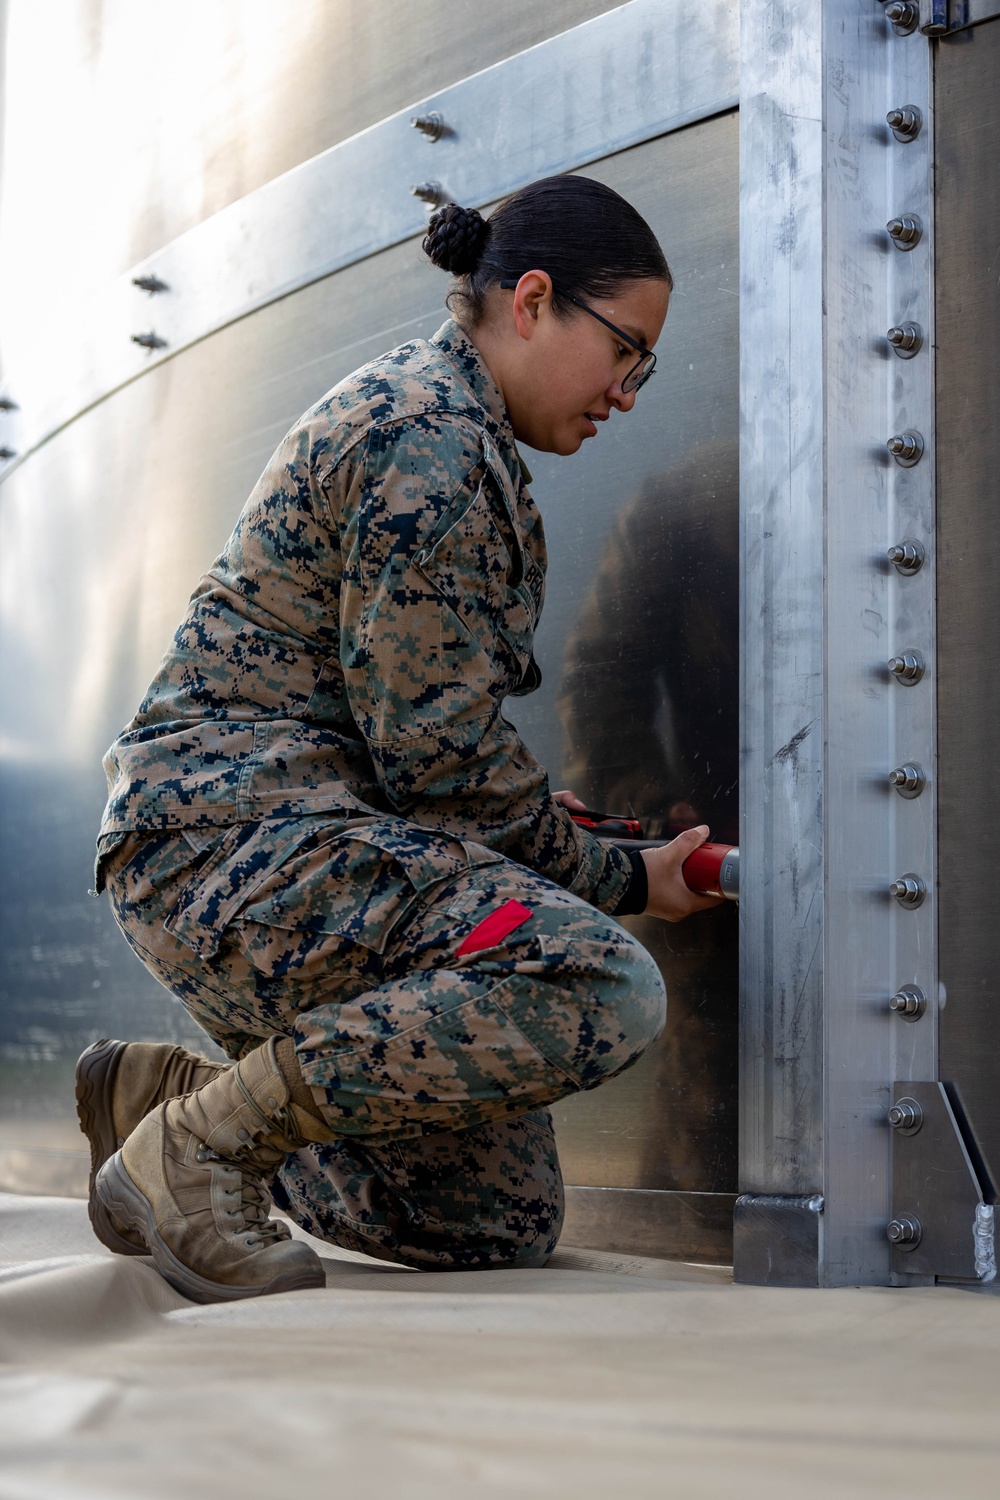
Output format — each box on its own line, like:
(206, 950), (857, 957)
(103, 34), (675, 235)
(99, 320), (632, 913)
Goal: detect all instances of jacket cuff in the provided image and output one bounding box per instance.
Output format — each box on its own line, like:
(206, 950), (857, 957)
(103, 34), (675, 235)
(567, 831), (634, 914)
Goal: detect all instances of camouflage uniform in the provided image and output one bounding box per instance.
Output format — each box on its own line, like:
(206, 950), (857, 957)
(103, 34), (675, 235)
(96, 320), (666, 1268)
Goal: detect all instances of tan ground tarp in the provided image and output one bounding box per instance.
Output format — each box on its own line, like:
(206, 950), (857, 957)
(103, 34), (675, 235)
(1, 1191), (999, 1499)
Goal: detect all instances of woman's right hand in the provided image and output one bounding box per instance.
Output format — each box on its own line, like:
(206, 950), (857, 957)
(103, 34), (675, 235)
(639, 825), (726, 922)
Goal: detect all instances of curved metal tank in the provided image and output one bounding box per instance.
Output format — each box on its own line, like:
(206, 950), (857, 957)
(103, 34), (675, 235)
(0, 0), (740, 1259)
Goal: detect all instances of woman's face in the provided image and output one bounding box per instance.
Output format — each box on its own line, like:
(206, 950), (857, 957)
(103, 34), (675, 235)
(497, 273), (670, 456)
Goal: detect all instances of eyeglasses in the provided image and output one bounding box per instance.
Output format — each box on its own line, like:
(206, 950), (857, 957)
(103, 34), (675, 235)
(499, 279), (657, 394)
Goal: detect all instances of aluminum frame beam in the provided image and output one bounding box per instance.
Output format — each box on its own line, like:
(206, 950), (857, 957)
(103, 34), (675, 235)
(738, 0), (937, 1285)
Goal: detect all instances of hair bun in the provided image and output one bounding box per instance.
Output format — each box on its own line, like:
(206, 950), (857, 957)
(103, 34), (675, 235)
(422, 203), (489, 275)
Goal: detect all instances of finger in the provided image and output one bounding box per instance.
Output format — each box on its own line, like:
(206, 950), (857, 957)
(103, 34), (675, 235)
(553, 789), (588, 811)
(671, 823), (711, 852)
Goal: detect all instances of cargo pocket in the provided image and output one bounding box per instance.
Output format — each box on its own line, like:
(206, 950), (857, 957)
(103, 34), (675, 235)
(226, 818), (476, 982)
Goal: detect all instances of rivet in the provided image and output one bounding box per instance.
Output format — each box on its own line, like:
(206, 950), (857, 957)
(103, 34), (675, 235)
(237, 1127), (250, 1140)
(0, 446), (16, 461)
(0, 395), (18, 412)
(131, 274), (169, 294)
(131, 331), (167, 351)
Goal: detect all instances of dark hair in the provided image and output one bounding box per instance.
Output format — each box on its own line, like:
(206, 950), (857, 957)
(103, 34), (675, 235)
(422, 175), (671, 325)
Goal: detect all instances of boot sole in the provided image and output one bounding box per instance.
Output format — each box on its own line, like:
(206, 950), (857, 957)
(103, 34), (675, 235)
(95, 1152), (327, 1304)
(75, 1039), (147, 1257)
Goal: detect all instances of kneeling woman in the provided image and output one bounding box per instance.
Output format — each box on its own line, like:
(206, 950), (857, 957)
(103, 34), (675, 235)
(80, 175), (721, 1304)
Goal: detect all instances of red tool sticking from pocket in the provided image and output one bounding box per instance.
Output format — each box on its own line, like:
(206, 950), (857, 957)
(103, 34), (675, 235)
(570, 809), (740, 901)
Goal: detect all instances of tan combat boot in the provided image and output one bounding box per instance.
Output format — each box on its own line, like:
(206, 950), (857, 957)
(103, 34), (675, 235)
(94, 1037), (330, 1303)
(75, 1037), (229, 1256)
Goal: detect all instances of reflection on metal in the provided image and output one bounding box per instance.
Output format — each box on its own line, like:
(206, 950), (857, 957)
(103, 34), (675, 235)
(740, 2), (936, 1284)
(890, 873), (927, 906)
(890, 985), (927, 1020)
(562, 1187), (737, 1264)
(887, 213), (923, 249)
(889, 651), (926, 682)
(887, 105), (923, 142)
(890, 1081), (996, 1281)
(732, 1195), (825, 1288)
(889, 763), (926, 797)
(0, 0), (738, 474)
(887, 322), (924, 357)
(0, 88), (741, 1259)
(942, 0), (1000, 29)
(937, 14), (1000, 1218)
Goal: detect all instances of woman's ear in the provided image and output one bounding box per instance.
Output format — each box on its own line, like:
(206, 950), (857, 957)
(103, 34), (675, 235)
(511, 270), (553, 341)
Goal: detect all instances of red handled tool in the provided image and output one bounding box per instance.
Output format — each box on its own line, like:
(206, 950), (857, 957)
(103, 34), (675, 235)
(571, 812), (740, 901)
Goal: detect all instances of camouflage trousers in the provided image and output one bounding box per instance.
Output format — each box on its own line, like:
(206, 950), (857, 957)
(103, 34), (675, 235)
(101, 815), (666, 1270)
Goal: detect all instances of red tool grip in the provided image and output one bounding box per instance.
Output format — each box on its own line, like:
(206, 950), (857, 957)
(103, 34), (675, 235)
(681, 842), (739, 899)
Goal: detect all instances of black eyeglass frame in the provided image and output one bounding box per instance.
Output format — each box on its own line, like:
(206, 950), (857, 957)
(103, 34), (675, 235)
(498, 278), (657, 394)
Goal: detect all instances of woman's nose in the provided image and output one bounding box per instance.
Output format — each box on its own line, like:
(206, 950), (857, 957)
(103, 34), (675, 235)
(609, 381), (638, 414)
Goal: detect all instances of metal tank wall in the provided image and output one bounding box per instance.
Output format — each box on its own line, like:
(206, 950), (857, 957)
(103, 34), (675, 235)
(0, 0), (742, 1260)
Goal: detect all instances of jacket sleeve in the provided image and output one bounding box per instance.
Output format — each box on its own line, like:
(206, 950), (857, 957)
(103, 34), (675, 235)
(334, 412), (632, 913)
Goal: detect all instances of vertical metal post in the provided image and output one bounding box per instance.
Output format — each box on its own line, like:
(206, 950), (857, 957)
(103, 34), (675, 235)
(738, 0), (936, 1285)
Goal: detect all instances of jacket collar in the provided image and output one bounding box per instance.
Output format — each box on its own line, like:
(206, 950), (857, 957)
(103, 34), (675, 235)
(430, 319), (532, 486)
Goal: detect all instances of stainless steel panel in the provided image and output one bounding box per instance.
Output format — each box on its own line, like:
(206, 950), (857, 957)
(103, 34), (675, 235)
(563, 1188), (737, 1264)
(936, 19), (1000, 1192)
(0, 0), (739, 473)
(739, 2), (936, 1284)
(519, 118), (740, 1203)
(1, 112), (741, 1263)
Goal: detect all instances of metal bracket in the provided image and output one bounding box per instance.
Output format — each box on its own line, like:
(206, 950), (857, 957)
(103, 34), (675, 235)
(890, 1081), (997, 1281)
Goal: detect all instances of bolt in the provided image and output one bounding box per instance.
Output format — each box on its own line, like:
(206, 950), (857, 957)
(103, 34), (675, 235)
(0, 445), (16, 460)
(131, 331), (167, 350)
(888, 1098), (923, 1131)
(887, 539), (925, 574)
(889, 985), (926, 1020)
(887, 215), (922, 250)
(888, 653), (925, 685)
(890, 873), (927, 907)
(888, 764), (925, 796)
(887, 323), (923, 358)
(411, 181), (447, 207)
(132, 274), (169, 294)
(887, 431), (924, 467)
(886, 1213), (922, 1249)
(886, 105), (922, 141)
(0, 395), (18, 413)
(884, 2), (920, 34)
(410, 112), (445, 141)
